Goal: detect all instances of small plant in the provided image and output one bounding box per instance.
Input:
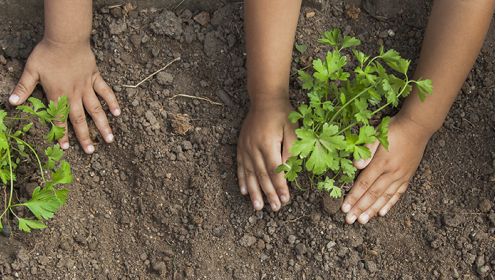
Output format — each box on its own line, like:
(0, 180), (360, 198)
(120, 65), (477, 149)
(277, 28), (433, 198)
(294, 43), (308, 63)
(0, 95), (72, 233)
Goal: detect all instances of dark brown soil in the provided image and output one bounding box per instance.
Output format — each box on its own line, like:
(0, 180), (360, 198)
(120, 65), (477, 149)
(0, 1), (495, 279)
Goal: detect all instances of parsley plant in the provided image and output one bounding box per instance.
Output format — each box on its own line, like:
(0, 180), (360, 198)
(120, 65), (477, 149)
(0, 96), (72, 233)
(276, 28), (433, 198)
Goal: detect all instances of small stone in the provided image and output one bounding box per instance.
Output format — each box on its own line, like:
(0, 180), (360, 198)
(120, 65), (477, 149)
(156, 72), (174, 85)
(109, 21), (127, 35)
(153, 262), (167, 275)
(110, 7), (122, 18)
(258, 253), (268, 261)
(0, 55), (6, 65)
(140, 253), (148, 261)
(216, 89), (234, 106)
(477, 265), (490, 275)
(387, 29), (395, 37)
(437, 139), (445, 147)
(295, 243), (307, 255)
(239, 234), (257, 247)
(288, 235), (296, 245)
(476, 255), (485, 268)
(379, 30), (388, 38)
(194, 12), (210, 26)
(212, 226), (224, 237)
(184, 267), (195, 277)
(129, 34), (141, 48)
(365, 261), (378, 273)
(306, 12), (315, 18)
(377, 38), (384, 45)
(469, 113), (479, 123)
(327, 241), (336, 249)
(248, 216), (258, 225)
(151, 10), (183, 38)
(1, 224), (11, 236)
(479, 199), (492, 213)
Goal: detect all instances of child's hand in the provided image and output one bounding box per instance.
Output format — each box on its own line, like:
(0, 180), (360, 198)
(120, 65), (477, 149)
(341, 115), (431, 224)
(9, 38), (120, 154)
(237, 99), (298, 211)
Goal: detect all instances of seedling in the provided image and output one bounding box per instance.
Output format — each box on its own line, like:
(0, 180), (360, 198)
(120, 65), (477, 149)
(0, 95), (72, 233)
(277, 28), (432, 198)
(294, 43), (307, 63)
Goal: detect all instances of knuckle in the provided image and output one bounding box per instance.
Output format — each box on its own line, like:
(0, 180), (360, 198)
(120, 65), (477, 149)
(256, 171), (269, 181)
(356, 179), (372, 192)
(244, 168), (256, 178)
(72, 114), (87, 126)
(14, 83), (29, 96)
(90, 104), (104, 115)
(381, 191), (394, 202)
(366, 189), (381, 201)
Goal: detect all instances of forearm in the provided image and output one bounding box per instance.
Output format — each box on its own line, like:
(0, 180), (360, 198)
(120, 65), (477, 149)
(44, 0), (92, 45)
(244, 0), (302, 106)
(398, 0), (495, 135)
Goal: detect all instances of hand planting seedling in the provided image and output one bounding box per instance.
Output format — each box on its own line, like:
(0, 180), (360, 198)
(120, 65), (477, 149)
(276, 28), (433, 199)
(0, 95), (72, 233)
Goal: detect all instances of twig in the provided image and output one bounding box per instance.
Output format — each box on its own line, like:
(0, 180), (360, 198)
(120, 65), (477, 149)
(108, 4), (123, 9)
(169, 94), (222, 106)
(284, 215), (308, 223)
(174, 0), (187, 10)
(123, 57), (181, 88)
(29, 243), (39, 255)
(166, 240), (177, 272)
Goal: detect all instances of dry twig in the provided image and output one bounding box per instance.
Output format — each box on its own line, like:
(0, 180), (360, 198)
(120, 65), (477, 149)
(123, 57), (181, 88)
(169, 94), (222, 106)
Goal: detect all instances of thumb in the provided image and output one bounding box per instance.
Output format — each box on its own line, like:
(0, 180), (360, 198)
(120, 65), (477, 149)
(353, 140), (381, 169)
(282, 124), (299, 163)
(10, 67), (39, 105)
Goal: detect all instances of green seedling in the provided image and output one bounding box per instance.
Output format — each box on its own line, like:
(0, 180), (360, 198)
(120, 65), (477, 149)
(277, 28), (433, 198)
(294, 43), (308, 63)
(0, 95), (72, 233)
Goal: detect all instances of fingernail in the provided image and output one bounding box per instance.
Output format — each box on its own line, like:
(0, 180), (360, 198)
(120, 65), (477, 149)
(379, 208), (388, 216)
(253, 200), (261, 209)
(113, 109), (121, 116)
(360, 213), (369, 224)
(240, 186), (246, 194)
(9, 94), (19, 104)
(271, 203), (277, 210)
(61, 142), (69, 149)
(342, 203), (351, 213)
(87, 145), (95, 153)
(348, 214), (357, 224)
(106, 134), (114, 142)
(280, 195), (288, 203)
(356, 159), (365, 166)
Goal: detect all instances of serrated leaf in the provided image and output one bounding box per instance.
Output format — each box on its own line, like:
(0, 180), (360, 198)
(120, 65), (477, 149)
(326, 50), (347, 75)
(377, 116), (390, 151)
(21, 187), (62, 220)
(45, 125), (66, 142)
(43, 144), (63, 170)
(298, 70), (314, 90)
(341, 36), (361, 49)
(18, 217), (47, 232)
(0, 168), (10, 184)
(313, 59), (329, 81)
(317, 176), (335, 192)
(22, 123), (33, 132)
(319, 29), (341, 46)
(329, 186), (342, 198)
(415, 78), (433, 102)
(319, 123), (346, 152)
(290, 128), (316, 157)
(0, 134), (8, 150)
(54, 188), (69, 205)
(340, 157), (356, 176)
(352, 49), (370, 65)
(305, 142), (336, 175)
(0, 111), (7, 132)
(295, 44), (307, 54)
(294, 57), (300, 63)
(288, 111), (303, 123)
(278, 156), (303, 181)
(353, 145), (371, 161)
(28, 97), (46, 112)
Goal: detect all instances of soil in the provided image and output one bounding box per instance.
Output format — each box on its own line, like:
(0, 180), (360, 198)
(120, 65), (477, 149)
(0, 1), (495, 279)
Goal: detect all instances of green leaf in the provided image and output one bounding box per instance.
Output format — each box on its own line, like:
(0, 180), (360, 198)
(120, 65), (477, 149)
(294, 57), (300, 63)
(0, 111), (7, 132)
(18, 217), (47, 232)
(277, 156), (303, 181)
(45, 125), (66, 142)
(21, 187), (62, 220)
(319, 29), (341, 46)
(298, 105), (314, 127)
(313, 59), (329, 81)
(305, 142), (336, 175)
(376, 116), (390, 151)
(43, 144), (64, 170)
(353, 145), (371, 161)
(298, 71), (314, 90)
(290, 128), (316, 157)
(379, 49), (410, 74)
(0, 134), (8, 150)
(54, 188), (69, 205)
(28, 97), (46, 112)
(0, 168), (10, 184)
(317, 176), (335, 192)
(329, 185), (342, 198)
(295, 44), (307, 54)
(319, 123), (346, 152)
(415, 78), (433, 102)
(288, 111), (303, 123)
(352, 49), (370, 65)
(356, 125), (376, 145)
(326, 50), (347, 75)
(340, 157), (356, 176)
(22, 123), (33, 132)
(341, 36), (361, 49)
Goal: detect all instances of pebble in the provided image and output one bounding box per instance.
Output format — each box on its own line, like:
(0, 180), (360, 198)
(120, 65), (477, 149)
(295, 243), (307, 255)
(0, 55), (6, 65)
(258, 253), (268, 262)
(479, 199), (492, 213)
(327, 241), (336, 249)
(477, 265), (490, 275)
(2, 224), (11, 236)
(216, 89), (234, 106)
(156, 72), (174, 85)
(365, 261), (378, 273)
(288, 235), (296, 244)
(153, 262), (167, 275)
(194, 12), (210, 26)
(239, 234), (256, 247)
(140, 253), (148, 261)
(387, 29), (395, 37)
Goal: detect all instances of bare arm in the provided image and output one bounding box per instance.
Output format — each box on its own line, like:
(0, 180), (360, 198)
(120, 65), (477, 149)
(344, 0), (495, 224)
(237, 0), (302, 211)
(10, 0), (120, 153)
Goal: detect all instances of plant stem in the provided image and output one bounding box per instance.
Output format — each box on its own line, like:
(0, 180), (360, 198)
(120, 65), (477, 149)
(7, 136), (45, 182)
(328, 86), (372, 124)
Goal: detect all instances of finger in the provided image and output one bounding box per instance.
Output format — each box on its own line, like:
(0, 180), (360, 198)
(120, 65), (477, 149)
(353, 140), (380, 169)
(82, 90), (113, 143)
(93, 73), (121, 116)
(250, 149), (282, 211)
(263, 145), (290, 204)
(68, 100), (94, 154)
(243, 152), (265, 210)
(10, 67), (39, 105)
(357, 180), (403, 224)
(342, 158), (383, 214)
(52, 116), (70, 150)
(344, 174), (396, 224)
(236, 148), (248, 195)
(378, 183), (408, 216)
(282, 123), (299, 162)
